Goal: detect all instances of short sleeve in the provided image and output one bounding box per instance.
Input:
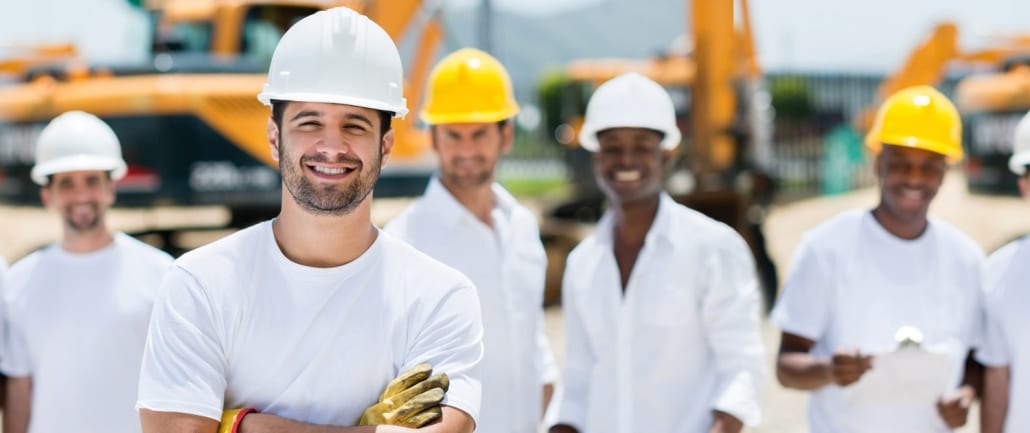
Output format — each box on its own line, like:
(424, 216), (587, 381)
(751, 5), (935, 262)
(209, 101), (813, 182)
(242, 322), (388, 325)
(771, 237), (831, 341)
(136, 266), (228, 420)
(404, 279), (484, 424)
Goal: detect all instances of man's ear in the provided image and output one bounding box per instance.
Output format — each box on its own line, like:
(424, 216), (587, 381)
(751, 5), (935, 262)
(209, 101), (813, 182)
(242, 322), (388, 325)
(873, 150), (885, 179)
(661, 149), (675, 171)
(501, 121), (515, 154)
(1020, 175), (1030, 201)
(40, 186), (50, 208)
(380, 128), (395, 167)
(268, 118), (280, 163)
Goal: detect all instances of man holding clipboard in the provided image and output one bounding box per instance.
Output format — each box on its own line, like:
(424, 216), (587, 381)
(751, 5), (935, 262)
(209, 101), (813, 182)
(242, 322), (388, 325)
(771, 86), (985, 432)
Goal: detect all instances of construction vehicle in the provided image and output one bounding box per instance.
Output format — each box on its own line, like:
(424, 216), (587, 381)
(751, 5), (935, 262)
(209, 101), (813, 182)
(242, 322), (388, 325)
(538, 0), (779, 306)
(0, 43), (79, 84)
(855, 22), (1030, 194)
(0, 0), (443, 235)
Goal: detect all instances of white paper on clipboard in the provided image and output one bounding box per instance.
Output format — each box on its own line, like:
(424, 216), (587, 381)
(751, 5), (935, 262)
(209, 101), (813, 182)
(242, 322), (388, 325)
(843, 348), (954, 409)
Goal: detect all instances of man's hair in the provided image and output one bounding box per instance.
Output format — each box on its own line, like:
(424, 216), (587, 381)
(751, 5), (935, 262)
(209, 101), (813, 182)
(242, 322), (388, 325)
(271, 100), (393, 138)
(430, 119), (511, 133)
(45, 171), (112, 187)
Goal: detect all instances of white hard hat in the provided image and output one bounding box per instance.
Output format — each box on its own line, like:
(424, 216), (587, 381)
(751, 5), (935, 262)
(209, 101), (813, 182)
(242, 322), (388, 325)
(257, 7), (408, 118)
(1009, 110), (1030, 175)
(31, 111), (126, 186)
(577, 72), (681, 152)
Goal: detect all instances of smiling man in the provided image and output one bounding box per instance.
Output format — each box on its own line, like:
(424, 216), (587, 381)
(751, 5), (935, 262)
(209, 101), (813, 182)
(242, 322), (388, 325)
(549, 72), (764, 433)
(385, 48), (557, 433)
(772, 86), (985, 433)
(136, 7), (483, 433)
(2, 111), (174, 433)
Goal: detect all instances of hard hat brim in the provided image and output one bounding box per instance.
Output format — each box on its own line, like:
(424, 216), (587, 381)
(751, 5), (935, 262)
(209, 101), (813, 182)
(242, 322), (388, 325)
(419, 107), (519, 125)
(31, 155), (128, 186)
(578, 123), (682, 152)
(1009, 151), (1030, 176)
(258, 91), (409, 119)
(867, 134), (964, 164)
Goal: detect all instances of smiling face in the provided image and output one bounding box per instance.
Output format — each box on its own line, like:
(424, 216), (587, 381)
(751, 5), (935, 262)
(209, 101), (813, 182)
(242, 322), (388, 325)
(432, 121), (512, 190)
(41, 170), (115, 234)
(268, 101), (393, 216)
(592, 127), (671, 207)
(874, 144), (948, 224)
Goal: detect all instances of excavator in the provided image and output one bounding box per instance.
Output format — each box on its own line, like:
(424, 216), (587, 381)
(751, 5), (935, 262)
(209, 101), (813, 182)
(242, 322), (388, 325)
(0, 0), (443, 233)
(538, 0), (779, 306)
(854, 22), (1030, 194)
(0, 43), (78, 84)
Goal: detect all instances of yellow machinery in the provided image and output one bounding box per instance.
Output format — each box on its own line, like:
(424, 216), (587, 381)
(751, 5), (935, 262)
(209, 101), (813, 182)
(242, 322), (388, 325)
(0, 43), (79, 84)
(0, 0), (443, 230)
(855, 22), (1030, 193)
(540, 0), (779, 306)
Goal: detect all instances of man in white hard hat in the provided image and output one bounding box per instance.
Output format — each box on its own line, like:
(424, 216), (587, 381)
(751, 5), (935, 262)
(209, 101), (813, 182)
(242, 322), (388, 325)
(549, 72), (764, 433)
(136, 7), (482, 433)
(978, 109), (1030, 433)
(2, 111), (174, 433)
(385, 48), (557, 433)
(773, 86), (984, 432)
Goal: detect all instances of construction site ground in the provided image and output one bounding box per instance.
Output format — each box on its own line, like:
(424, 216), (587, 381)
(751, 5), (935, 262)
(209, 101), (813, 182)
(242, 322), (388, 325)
(2, 170), (1026, 432)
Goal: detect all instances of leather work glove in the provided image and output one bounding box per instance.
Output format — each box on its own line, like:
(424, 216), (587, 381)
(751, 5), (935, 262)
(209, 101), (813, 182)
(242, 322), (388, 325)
(358, 363), (450, 428)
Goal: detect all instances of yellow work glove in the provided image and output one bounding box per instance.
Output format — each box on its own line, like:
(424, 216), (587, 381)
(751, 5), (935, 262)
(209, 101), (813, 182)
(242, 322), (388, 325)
(218, 408), (257, 433)
(358, 363), (450, 428)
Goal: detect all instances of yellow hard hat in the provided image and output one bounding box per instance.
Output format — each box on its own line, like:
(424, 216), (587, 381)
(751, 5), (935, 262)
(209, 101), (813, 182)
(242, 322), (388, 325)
(865, 85), (963, 163)
(420, 48), (519, 125)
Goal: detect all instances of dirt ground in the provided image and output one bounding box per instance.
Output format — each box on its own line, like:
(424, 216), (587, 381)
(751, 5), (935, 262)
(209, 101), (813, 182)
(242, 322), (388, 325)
(1, 170), (1022, 432)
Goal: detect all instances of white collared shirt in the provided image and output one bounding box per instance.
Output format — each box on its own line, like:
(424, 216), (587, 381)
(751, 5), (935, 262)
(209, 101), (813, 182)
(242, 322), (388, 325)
(555, 193), (764, 433)
(386, 177), (557, 433)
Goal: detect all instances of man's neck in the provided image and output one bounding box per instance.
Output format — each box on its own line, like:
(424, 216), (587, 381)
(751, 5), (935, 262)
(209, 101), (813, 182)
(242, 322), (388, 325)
(611, 195), (661, 245)
(871, 205), (929, 240)
(61, 226), (115, 254)
(273, 195), (378, 268)
(441, 178), (495, 228)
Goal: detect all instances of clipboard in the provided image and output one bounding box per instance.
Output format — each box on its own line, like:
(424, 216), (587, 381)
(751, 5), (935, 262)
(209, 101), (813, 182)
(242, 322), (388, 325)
(842, 326), (955, 408)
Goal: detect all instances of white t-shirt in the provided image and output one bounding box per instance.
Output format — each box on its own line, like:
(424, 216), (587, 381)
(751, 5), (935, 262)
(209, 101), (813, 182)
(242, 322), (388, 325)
(555, 193), (764, 433)
(772, 210), (984, 433)
(2, 234), (173, 433)
(385, 178), (558, 433)
(136, 221), (484, 426)
(976, 235), (1030, 432)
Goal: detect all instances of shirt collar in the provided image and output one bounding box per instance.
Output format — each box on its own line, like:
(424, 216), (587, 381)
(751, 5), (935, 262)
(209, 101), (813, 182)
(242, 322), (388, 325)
(422, 176), (515, 229)
(595, 192), (678, 247)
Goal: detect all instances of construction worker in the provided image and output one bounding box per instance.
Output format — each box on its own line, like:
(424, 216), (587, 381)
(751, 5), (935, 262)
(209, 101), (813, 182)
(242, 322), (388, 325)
(1, 111), (174, 433)
(549, 72), (764, 433)
(385, 48), (558, 433)
(136, 7), (483, 433)
(978, 109), (1030, 433)
(772, 85), (984, 432)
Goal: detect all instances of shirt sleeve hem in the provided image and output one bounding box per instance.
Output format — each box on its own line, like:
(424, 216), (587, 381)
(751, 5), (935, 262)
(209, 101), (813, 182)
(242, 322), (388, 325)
(135, 400), (223, 421)
(974, 351), (1009, 368)
(441, 397), (479, 426)
(770, 318), (821, 343)
(0, 365), (30, 377)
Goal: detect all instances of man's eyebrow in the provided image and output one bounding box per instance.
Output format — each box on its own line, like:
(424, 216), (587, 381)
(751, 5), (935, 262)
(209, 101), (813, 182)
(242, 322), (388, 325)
(290, 111), (322, 122)
(345, 113), (374, 128)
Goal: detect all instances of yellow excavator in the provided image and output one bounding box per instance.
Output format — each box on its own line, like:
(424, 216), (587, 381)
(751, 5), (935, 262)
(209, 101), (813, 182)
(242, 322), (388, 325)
(538, 0), (779, 306)
(0, 0), (443, 229)
(855, 22), (1030, 194)
(0, 43), (79, 84)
